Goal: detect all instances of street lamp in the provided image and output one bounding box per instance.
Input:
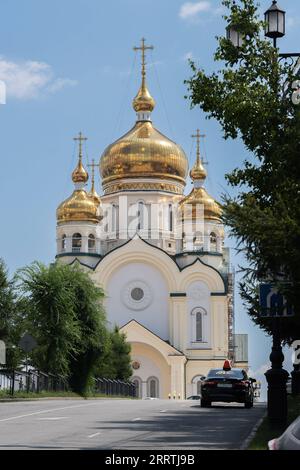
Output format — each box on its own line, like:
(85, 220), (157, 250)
(225, 2), (300, 424)
(226, 25), (243, 48)
(264, 1), (285, 47)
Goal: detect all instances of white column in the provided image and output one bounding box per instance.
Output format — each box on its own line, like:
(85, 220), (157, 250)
(169, 356), (186, 399)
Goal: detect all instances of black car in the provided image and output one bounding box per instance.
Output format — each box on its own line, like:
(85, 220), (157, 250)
(200, 363), (256, 408)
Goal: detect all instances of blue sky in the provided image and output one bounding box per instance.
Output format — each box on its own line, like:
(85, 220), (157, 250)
(1, 0), (298, 397)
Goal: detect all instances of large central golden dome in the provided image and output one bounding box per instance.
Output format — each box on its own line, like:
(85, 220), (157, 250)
(100, 39), (188, 195)
(100, 121), (188, 193)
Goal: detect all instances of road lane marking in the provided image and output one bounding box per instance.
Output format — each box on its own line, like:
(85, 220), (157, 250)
(0, 402), (103, 423)
(88, 432), (102, 438)
(159, 410), (168, 413)
(132, 417), (141, 421)
(37, 417), (67, 421)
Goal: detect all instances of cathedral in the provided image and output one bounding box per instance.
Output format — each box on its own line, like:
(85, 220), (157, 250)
(55, 40), (248, 399)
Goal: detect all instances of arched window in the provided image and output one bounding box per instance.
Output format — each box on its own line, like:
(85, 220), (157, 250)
(137, 201), (144, 231)
(132, 376), (142, 398)
(147, 376), (159, 398)
(72, 233), (82, 252)
(88, 234), (96, 253)
(168, 204), (173, 232)
(196, 311), (203, 342)
(111, 204), (119, 233)
(191, 307), (206, 343)
(193, 231), (203, 248)
(192, 375), (205, 396)
(210, 232), (217, 250)
(61, 234), (66, 252)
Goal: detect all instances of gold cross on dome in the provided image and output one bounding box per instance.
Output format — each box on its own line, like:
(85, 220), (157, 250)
(87, 159), (98, 185)
(133, 38), (154, 80)
(191, 129), (208, 166)
(73, 131), (88, 159)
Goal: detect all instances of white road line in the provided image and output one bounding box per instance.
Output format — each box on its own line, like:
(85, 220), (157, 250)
(0, 402), (102, 423)
(37, 417), (67, 421)
(132, 417), (141, 421)
(159, 409), (168, 413)
(88, 432), (102, 439)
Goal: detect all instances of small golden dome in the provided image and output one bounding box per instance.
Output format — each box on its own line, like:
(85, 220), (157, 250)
(72, 159), (88, 184)
(179, 187), (222, 221)
(190, 159), (207, 181)
(133, 83), (155, 113)
(100, 121), (188, 190)
(90, 185), (101, 205)
(57, 189), (100, 224)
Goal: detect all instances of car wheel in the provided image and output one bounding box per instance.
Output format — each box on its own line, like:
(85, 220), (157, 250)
(245, 400), (253, 409)
(201, 399), (211, 408)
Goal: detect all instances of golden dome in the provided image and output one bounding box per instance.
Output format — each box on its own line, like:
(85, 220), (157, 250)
(180, 129), (222, 221)
(72, 159), (88, 183)
(179, 187), (222, 221)
(133, 82), (155, 113)
(100, 38), (188, 195)
(190, 158), (207, 181)
(57, 134), (101, 224)
(100, 121), (188, 192)
(57, 189), (100, 224)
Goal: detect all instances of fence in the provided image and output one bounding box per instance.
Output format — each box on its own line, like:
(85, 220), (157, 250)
(0, 369), (67, 396)
(0, 369), (136, 398)
(94, 378), (136, 397)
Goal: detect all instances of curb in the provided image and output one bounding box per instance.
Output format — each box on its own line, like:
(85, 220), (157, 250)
(240, 410), (267, 450)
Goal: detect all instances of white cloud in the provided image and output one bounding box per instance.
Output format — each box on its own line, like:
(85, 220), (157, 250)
(0, 57), (77, 100)
(47, 77), (77, 94)
(179, 1), (212, 20)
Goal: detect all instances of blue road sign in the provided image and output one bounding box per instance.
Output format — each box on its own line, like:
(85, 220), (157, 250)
(259, 283), (294, 317)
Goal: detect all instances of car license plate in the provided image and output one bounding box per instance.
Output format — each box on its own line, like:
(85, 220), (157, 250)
(217, 383), (232, 388)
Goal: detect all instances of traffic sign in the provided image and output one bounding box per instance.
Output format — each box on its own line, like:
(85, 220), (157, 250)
(18, 333), (37, 353)
(259, 283), (294, 317)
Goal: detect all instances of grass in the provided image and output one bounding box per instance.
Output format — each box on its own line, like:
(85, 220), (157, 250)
(248, 395), (300, 450)
(0, 389), (136, 400)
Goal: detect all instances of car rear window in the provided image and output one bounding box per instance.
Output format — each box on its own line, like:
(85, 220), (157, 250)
(207, 369), (245, 380)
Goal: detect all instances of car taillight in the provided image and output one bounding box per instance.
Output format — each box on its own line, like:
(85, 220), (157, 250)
(204, 381), (217, 386)
(234, 381), (249, 388)
(268, 439), (279, 450)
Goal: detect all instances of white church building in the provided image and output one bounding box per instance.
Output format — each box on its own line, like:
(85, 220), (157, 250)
(55, 40), (248, 399)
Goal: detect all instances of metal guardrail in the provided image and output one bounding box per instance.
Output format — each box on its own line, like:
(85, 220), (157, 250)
(94, 378), (136, 397)
(0, 369), (136, 397)
(0, 369), (67, 395)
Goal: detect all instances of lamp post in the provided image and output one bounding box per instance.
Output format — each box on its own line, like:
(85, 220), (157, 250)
(226, 1), (300, 424)
(264, 0), (285, 48)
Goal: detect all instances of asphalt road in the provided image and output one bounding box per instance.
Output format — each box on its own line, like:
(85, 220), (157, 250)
(0, 399), (266, 450)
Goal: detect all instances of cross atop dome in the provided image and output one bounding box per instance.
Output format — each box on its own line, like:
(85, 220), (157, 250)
(190, 129), (207, 183)
(132, 38), (156, 119)
(73, 131), (88, 161)
(72, 131), (89, 185)
(133, 38), (154, 85)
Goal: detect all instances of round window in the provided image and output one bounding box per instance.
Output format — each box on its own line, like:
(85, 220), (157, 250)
(131, 287), (144, 301)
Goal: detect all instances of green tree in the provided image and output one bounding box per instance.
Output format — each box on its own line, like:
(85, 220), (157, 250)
(185, 0), (300, 343)
(17, 262), (82, 376)
(0, 259), (23, 368)
(67, 266), (108, 395)
(96, 326), (132, 380)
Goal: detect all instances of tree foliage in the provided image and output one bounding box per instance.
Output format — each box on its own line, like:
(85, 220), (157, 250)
(96, 326), (132, 380)
(0, 259), (24, 368)
(185, 0), (300, 343)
